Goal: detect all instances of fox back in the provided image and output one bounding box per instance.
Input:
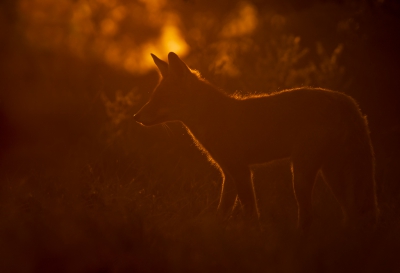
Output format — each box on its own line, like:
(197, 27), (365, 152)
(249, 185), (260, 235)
(134, 52), (378, 230)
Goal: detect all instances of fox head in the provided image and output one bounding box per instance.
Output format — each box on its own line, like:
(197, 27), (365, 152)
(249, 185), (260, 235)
(134, 52), (199, 126)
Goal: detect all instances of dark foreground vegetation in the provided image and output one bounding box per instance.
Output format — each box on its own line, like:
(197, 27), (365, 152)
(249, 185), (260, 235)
(0, 0), (399, 272)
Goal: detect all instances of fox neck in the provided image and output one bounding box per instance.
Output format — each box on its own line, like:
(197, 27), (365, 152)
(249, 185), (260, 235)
(180, 80), (235, 142)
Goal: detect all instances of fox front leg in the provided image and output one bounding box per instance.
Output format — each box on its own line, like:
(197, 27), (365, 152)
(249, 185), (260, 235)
(218, 165), (260, 220)
(230, 166), (260, 219)
(217, 171), (238, 219)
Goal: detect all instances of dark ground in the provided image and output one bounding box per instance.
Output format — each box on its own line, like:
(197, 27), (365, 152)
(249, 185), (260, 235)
(0, 1), (400, 272)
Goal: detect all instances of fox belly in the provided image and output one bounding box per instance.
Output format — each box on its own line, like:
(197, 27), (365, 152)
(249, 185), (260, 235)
(187, 89), (346, 167)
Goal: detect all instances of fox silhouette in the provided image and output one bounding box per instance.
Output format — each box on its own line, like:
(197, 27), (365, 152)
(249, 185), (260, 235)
(134, 52), (378, 230)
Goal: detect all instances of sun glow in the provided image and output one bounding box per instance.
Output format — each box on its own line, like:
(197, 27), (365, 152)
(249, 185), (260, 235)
(162, 25), (188, 54)
(124, 18), (189, 74)
(18, 0), (189, 74)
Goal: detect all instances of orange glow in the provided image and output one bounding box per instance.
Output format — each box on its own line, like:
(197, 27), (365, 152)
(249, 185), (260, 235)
(101, 18), (118, 36)
(211, 2), (258, 76)
(221, 2), (257, 38)
(18, 0), (189, 74)
(97, 0), (118, 7)
(111, 6), (127, 21)
(139, 0), (166, 13)
(123, 20), (189, 74)
(162, 25), (188, 54)
(105, 43), (122, 65)
(122, 1), (189, 73)
(212, 43), (241, 76)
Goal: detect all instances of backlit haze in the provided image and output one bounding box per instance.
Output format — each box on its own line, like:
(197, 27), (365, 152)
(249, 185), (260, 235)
(18, 0), (260, 75)
(19, 0), (189, 74)
(1, 1), (400, 272)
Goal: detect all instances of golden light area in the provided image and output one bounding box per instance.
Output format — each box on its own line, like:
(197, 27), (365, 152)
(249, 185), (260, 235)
(221, 2), (258, 38)
(18, 0), (189, 74)
(123, 21), (189, 74)
(212, 2), (258, 76)
(1, 0), (398, 271)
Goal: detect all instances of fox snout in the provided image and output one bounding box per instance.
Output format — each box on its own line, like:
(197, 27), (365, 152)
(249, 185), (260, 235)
(133, 113), (141, 122)
(133, 112), (147, 126)
(134, 106), (170, 126)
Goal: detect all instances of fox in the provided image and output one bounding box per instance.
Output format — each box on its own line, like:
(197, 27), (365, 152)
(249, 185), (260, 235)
(134, 52), (379, 230)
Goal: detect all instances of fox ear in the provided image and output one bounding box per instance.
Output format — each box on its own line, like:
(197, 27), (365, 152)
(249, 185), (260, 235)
(168, 52), (191, 80)
(151, 53), (169, 77)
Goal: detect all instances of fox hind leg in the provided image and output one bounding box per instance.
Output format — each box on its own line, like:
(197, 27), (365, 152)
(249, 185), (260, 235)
(321, 160), (377, 227)
(320, 162), (352, 225)
(291, 158), (320, 232)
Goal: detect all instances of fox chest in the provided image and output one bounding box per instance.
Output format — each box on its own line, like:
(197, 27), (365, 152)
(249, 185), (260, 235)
(186, 121), (292, 165)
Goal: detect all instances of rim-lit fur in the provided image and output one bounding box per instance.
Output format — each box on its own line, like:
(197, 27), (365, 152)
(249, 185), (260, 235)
(134, 52), (378, 230)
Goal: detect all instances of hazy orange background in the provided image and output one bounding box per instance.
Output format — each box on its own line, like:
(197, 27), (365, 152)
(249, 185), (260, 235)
(0, 1), (399, 272)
